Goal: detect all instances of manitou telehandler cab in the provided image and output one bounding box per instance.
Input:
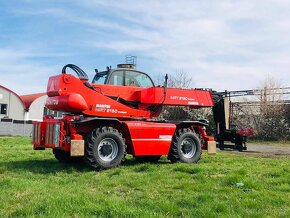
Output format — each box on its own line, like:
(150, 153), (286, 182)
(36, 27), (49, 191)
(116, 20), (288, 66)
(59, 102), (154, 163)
(32, 64), (215, 170)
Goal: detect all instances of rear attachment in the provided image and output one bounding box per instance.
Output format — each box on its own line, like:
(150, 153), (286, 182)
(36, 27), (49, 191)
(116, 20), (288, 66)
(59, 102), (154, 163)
(32, 120), (63, 150)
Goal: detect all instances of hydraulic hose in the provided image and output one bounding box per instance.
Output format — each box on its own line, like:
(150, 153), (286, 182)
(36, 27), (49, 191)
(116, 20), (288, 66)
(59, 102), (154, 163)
(62, 64), (89, 81)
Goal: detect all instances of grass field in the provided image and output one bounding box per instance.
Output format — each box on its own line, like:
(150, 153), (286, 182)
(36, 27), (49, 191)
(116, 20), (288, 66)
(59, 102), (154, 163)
(0, 137), (289, 217)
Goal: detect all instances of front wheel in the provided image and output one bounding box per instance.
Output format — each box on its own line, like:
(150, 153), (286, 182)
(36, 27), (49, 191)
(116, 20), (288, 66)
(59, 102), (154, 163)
(168, 128), (202, 163)
(84, 127), (126, 170)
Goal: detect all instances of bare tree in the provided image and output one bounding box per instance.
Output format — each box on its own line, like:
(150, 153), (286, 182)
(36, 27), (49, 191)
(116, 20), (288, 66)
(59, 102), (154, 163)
(167, 70), (193, 89)
(158, 71), (214, 129)
(154, 70), (193, 88)
(231, 76), (290, 141)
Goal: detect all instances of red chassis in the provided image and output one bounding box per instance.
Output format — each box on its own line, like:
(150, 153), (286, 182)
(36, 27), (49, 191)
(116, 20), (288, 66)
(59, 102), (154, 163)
(32, 64), (215, 170)
(32, 116), (213, 155)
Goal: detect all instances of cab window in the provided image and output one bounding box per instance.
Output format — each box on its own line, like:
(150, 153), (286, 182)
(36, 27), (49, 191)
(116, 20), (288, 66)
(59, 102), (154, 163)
(92, 71), (108, 84)
(125, 71), (153, 87)
(107, 70), (154, 87)
(108, 71), (123, 85)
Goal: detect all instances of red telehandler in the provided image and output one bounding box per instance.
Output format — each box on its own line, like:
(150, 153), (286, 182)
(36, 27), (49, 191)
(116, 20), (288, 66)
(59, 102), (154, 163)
(32, 64), (215, 170)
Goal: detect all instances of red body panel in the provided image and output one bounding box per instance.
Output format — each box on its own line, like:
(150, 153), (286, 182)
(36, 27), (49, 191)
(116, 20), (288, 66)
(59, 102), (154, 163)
(138, 87), (214, 108)
(45, 74), (214, 119)
(123, 121), (176, 155)
(32, 117), (209, 155)
(46, 74), (152, 118)
(92, 84), (145, 102)
(46, 93), (88, 112)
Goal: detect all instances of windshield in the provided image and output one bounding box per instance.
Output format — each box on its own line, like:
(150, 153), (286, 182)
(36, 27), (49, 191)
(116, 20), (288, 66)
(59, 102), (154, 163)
(125, 71), (153, 87)
(92, 71), (108, 84)
(92, 69), (154, 87)
(107, 70), (154, 87)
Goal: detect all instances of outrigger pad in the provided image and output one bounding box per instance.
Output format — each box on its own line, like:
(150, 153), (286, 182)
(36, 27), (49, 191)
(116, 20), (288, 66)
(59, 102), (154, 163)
(71, 140), (85, 156)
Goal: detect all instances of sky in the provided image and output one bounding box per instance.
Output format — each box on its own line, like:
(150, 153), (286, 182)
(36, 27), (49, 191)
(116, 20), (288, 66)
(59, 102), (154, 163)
(1, 0), (290, 94)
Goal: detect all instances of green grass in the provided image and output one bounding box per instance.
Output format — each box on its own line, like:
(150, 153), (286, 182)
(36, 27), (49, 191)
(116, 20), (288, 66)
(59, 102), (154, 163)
(0, 137), (289, 217)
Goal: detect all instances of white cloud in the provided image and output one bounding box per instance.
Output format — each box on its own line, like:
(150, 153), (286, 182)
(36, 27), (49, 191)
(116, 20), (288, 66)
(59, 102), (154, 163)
(0, 48), (62, 94)
(1, 0), (290, 94)
(72, 0), (290, 90)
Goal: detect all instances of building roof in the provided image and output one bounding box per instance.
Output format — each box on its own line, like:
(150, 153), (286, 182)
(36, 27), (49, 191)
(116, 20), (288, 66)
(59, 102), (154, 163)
(20, 93), (46, 110)
(0, 85), (27, 110)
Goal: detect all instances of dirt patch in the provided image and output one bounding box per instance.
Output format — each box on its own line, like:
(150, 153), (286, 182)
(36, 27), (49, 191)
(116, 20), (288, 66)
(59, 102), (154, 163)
(218, 143), (290, 158)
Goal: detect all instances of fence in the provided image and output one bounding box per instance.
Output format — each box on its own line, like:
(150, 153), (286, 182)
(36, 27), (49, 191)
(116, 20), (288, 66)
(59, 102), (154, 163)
(0, 119), (33, 136)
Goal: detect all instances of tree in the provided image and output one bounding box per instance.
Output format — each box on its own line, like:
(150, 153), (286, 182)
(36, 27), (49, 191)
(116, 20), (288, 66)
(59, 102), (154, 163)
(255, 77), (290, 140)
(159, 70), (194, 121)
(157, 71), (215, 134)
(230, 76), (290, 141)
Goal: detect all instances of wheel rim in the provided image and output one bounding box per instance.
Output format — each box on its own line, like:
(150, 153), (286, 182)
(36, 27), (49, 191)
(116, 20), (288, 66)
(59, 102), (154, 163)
(97, 138), (119, 162)
(181, 137), (196, 159)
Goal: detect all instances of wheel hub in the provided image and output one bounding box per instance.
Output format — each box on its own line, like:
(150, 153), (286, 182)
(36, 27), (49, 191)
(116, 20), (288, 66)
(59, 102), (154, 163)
(181, 138), (196, 159)
(98, 138), (118, 162)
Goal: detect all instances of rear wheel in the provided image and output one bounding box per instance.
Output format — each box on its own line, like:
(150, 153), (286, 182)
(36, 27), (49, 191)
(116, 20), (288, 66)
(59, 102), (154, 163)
(84, 127), (126, 170)
(135, 155), (161, 163)
(168, 128), (202, 163)
(53, 149), (83, 163)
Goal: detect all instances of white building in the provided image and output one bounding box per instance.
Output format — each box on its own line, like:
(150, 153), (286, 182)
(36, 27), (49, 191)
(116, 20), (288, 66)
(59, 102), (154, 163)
(20, 93), (47, 121)
(0, 84), (49, 121)
(0, 85), (27, 120)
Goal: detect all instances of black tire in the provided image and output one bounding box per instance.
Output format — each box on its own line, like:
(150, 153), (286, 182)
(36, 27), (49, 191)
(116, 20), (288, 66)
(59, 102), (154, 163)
(238, 136), (247, 151)
(236, 143), (246, 152)
(219, 140), (225, 150)
(84, 127), (126, 170)
(237, 146), (244, 152)
(135, 155), (161, 163)
(53, 149), (83, 163)
(168, 128), (202, 163)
